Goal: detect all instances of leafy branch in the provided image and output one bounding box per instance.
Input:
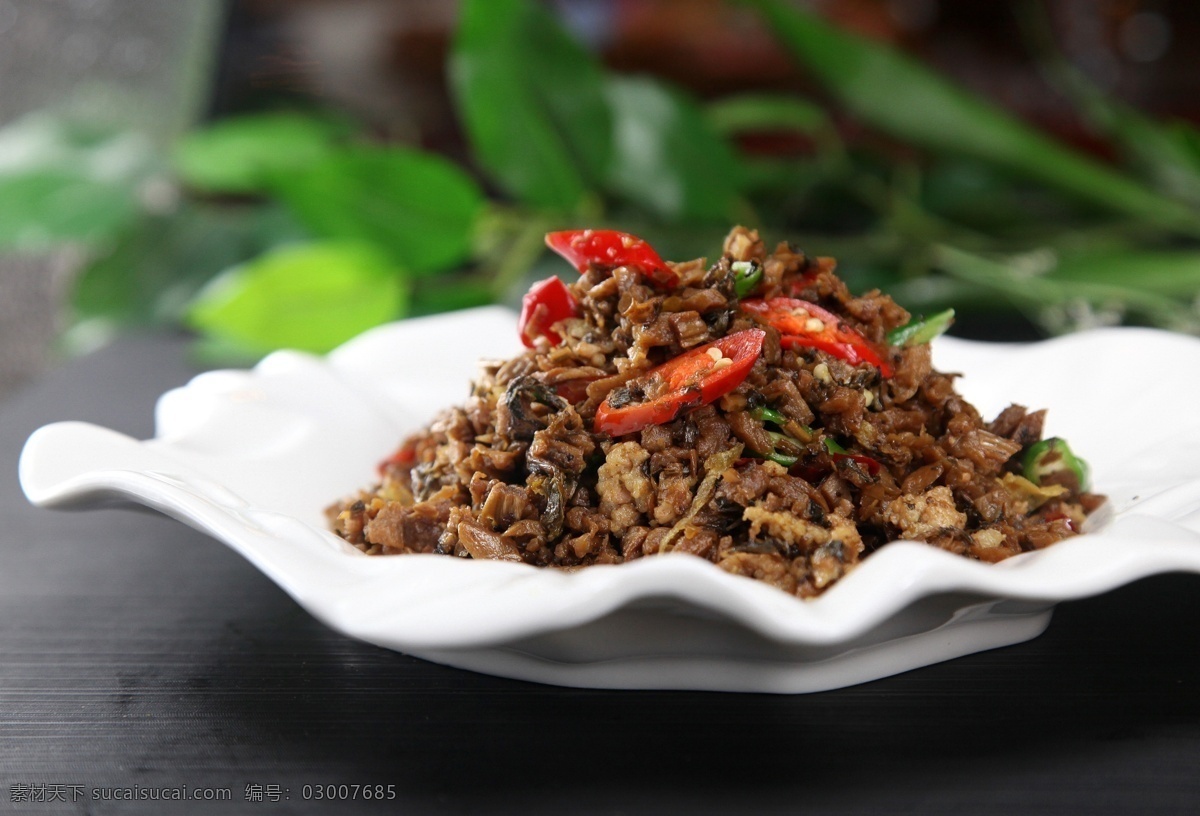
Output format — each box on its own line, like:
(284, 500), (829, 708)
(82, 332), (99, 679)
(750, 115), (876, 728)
(1, 0), (1197, 359)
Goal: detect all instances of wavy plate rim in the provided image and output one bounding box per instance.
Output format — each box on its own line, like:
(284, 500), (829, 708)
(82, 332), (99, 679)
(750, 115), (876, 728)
(18, 308), (1200, 685)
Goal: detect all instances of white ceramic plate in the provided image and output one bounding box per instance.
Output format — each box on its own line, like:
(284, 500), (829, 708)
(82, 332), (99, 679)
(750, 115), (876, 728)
(19, 307), (1200, 693)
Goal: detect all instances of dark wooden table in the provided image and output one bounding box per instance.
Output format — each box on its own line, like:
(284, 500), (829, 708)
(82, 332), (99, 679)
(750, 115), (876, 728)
(3, 333), (1199, 815)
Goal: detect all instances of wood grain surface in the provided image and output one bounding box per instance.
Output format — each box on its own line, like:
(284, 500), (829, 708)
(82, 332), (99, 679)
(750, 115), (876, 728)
(2, 333), (1198, 814)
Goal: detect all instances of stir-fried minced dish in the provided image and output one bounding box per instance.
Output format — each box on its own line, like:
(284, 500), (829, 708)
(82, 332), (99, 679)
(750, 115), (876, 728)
(328, 227), (1105, 598)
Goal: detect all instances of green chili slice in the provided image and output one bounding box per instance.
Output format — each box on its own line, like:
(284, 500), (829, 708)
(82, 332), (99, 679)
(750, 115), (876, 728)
(752, 405), (814, 441)
(887, 308), (955, 347)
(732, 260), (763, 299)
(1022, 437), (1090, 491)
(751, 405), (788, 426)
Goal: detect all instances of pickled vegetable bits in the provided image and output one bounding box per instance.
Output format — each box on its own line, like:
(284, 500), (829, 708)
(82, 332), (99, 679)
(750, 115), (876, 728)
(329, 226), (1103, 599)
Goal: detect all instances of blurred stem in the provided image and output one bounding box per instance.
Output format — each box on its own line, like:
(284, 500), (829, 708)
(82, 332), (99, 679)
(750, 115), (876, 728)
(1016, 0), (1200, 213)
(486, 210), (553, 300)
(1016, 0), (1133, 137)
(750, 0), (1198, 232)
(934, 243), (1198, 329)
(996, 217), (1174, 256)
(846, 163), (993, 269)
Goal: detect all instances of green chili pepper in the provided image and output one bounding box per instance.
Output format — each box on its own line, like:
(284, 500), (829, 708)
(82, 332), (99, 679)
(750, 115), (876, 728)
(887, 308), (955, 347)
(732, 260), (763, 298)
(752, 404), (814, 442)
(751, 405), (788, 426)
(1022, 437), (1090, 491)
(763, 451), (799, 468)
(822, 438), (845, 455)
(763, 431), (802, 467)
(744, 428), (804, 467)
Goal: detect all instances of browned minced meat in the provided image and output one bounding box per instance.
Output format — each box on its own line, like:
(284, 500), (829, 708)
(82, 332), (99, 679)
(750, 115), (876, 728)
(328, 227), (1104, 598)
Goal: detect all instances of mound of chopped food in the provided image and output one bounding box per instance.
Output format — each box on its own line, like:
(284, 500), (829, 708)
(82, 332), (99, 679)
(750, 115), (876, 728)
(329, 227), (1104, 598)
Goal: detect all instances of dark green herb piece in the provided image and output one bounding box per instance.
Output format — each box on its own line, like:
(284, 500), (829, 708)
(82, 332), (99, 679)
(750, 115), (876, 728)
(761, 446), (798, 468)
(746, 406), (807, 466)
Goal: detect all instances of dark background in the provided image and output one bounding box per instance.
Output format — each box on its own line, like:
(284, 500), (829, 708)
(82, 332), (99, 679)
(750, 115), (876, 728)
(210, 0), (1200, 165)
(5, 2), (1200, 813)
(4, 333), (1200, 813)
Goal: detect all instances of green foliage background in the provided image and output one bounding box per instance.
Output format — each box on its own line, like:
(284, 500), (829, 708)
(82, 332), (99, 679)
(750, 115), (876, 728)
(4, 0), (1200, 360)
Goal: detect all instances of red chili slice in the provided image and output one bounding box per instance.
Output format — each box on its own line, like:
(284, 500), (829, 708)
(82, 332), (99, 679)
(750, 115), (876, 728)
(518, 275), (577, 348)
(741, 297), (893, 377)
(545, 229), (679, 288)
(378, 439), (417, 476)
(594, 329), (765, 436)
(1042, 510), (1079, 533)
(835, 452), (882, 476)
(784, 275), (818, 298)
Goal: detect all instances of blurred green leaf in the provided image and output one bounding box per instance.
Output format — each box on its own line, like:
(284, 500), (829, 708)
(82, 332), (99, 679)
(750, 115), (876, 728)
(1113, 118), (1200, 204)
(706, 93), (830, 135)
(187, 241), (408, 355)
(0, 113), (152, 182)
(410, 275), (496, 316)
(1176, 123), (1200, 166)
(605, 76), (745, 222)
(750, 0), (1194, 229)
(187, 333), (273, 368)
(0, 114), (152, 249)
(450, 0), (612, 211)
(172, 112), (350, 194)
(71, 203), (307, 327)
(268, 147), (485, 276)
(0, 171), (138, 249)
(475, 212), (555, 300)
